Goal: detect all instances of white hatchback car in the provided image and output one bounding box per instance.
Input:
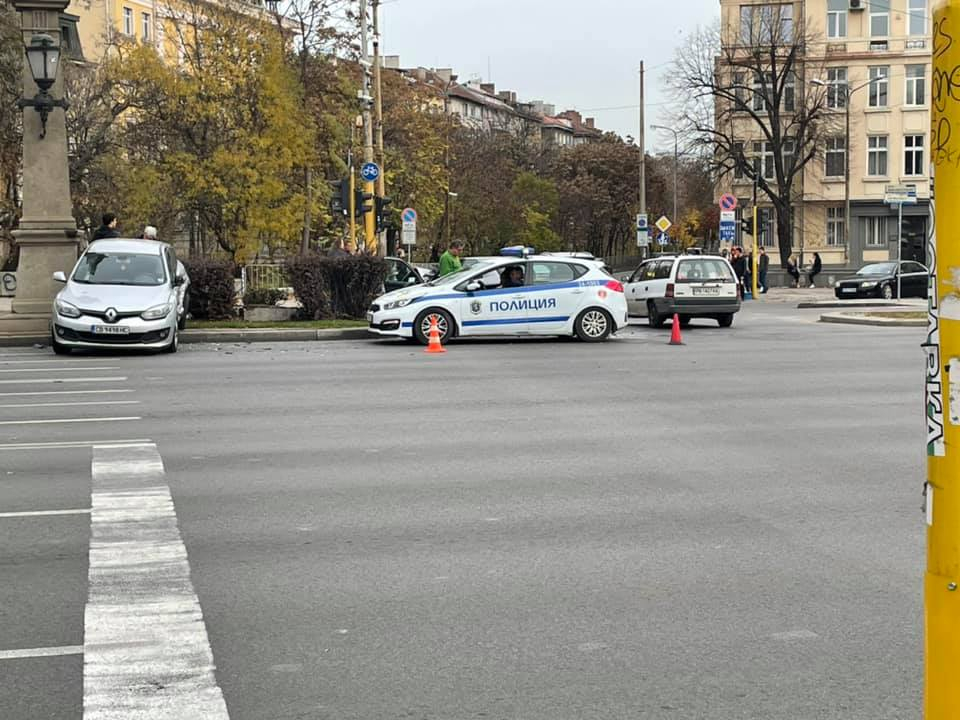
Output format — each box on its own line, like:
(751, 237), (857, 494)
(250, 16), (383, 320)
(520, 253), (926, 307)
(624, 254), (741, 328)
(51, 239), (187, 354)
(368, 255), (629, 343)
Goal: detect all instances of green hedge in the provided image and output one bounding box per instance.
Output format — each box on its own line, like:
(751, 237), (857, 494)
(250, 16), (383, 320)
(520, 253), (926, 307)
(243, 287), (286, 306)
(286, 254), (387, 320)
(183, 258), (235, 320)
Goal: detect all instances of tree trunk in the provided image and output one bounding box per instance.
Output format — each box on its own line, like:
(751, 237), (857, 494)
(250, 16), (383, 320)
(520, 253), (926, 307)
(775, 204), (792, 268)
(301, 166), (312, 255)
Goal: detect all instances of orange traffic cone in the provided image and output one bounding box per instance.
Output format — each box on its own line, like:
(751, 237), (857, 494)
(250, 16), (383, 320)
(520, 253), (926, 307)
(669, 314), (684, 346)
(424, 316), (446, 354)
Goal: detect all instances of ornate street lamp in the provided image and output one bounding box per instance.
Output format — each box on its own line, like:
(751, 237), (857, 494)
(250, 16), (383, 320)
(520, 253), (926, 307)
(17, 33), (68, 139)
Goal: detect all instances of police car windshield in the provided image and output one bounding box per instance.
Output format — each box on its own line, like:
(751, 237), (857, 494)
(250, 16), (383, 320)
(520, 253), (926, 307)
(426, 262), (498, 286)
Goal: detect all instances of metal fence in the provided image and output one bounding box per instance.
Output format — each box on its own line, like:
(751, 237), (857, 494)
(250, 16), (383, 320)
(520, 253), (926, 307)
(242, 264), (290, 292)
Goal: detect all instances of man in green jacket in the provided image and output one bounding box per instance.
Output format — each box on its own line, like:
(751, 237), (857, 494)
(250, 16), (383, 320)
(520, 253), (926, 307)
(438, 240), (464, 276)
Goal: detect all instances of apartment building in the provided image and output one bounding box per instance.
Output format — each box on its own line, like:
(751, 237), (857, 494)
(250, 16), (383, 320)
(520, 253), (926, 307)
(720, 0), (931, 267)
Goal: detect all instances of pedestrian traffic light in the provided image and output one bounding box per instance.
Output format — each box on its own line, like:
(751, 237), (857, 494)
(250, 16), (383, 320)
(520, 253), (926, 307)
(329, 179), (351, 217)
(740, 217), (753, 236)
(355, 189), (373, 218)
(375, 196), (393, 233)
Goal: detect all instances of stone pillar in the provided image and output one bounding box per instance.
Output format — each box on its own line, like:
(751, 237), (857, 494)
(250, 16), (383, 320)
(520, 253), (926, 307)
(11, 0), (78, 316)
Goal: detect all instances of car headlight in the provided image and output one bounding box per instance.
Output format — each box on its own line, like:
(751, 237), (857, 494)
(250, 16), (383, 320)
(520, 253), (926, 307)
(383, 298), (415, 310)
(55, 299), (81, 318)
(834, 281), (841, 288)
(860, 281), (878, 289)
(141, 303), (172, 320)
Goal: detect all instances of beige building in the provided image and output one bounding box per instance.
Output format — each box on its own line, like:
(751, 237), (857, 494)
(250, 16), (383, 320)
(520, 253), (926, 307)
(720, 0), (931, 268)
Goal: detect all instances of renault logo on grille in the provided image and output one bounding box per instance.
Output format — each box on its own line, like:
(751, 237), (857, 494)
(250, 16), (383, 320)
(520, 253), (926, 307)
(105, 307), (118, 323)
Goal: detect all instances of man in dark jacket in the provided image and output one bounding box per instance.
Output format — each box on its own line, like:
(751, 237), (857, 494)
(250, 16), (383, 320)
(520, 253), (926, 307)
(91, 213), (121, 240)
(758, 247), (770, 293)
(731, 247), (747, 299)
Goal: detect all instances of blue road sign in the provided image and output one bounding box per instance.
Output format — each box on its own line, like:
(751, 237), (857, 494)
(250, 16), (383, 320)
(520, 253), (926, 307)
(657, 233), (670, 246)
(360, 162), (380, 183)
(720, 221), (736, 243)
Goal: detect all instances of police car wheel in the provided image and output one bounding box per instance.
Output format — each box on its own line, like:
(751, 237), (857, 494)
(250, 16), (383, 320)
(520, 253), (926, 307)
(575, 308), (612, 342)
(414, 309), (454, 345)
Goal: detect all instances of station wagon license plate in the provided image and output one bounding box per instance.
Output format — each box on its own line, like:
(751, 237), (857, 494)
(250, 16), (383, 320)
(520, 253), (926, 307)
(91, 325), (130, 335)
(842, 287), (857, 293)
(692, 286), (721, 296)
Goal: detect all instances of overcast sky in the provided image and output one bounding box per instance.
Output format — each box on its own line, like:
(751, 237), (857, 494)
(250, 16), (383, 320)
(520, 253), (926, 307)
(379, 0), (719, 152)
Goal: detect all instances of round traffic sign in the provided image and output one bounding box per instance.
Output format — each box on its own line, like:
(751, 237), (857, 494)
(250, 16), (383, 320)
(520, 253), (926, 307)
(360, 162), (380, 182)
(402, 207), (417, 224)
(719, 193), (738, 211)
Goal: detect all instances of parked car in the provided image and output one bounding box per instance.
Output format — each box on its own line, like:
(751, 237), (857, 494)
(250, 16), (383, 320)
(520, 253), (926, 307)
(833, 261), (929, 300)
(623, 254), (741, 328)
(50, 239), (187, 354)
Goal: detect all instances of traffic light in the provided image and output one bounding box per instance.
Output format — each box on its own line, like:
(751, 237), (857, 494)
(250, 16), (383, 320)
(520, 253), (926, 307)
(329, 179), (350, 217)
(740, 217), (753, 236)
(375, 196), (393, 233)
(355, 189), (373, 219)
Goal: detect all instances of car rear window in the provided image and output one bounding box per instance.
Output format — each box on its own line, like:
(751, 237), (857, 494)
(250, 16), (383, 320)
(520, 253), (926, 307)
(675, 259), (735, 282)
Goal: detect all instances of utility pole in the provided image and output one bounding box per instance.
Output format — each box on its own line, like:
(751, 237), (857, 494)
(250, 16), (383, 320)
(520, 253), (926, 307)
(359, 0), (376, 253)
(638, 62), (646, 257)
(372, 0), (387, 257)
(926, 0), (960, 715)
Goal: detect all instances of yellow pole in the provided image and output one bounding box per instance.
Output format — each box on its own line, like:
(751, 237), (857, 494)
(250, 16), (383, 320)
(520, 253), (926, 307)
(926, 1), (960, 715)
(348, 167), (357, 253)
(364, 180), (377, 253)
(752, 205), (758, 299)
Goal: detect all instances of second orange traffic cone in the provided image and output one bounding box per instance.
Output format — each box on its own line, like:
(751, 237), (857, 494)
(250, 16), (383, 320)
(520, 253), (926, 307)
(669, 314), (684, 346)
(424, 316), (446, 354)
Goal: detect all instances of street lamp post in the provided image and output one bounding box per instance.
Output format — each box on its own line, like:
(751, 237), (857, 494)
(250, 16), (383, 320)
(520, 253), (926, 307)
(5, 0), (77, 326)
(651, 124), (680, 227)
(811, 76), (879, 263)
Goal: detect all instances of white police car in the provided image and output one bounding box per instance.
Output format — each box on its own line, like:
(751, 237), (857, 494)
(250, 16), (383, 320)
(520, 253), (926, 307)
(367, 254), (628, 343)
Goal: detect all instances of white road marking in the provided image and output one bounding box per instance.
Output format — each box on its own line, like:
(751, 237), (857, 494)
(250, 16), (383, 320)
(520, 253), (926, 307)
(85, 443), (230, 719)
(0, 376), (127, 385)
(0, 400), (140, 409)
(0, 366), (120, 373)
(0, 389), (134, 398)
(0, 439), (151, 451)
(0, 359), (114, 365)
(0, 416), (140, 426)
(0, 645), (83, 661)
(0, 508), (90, 518)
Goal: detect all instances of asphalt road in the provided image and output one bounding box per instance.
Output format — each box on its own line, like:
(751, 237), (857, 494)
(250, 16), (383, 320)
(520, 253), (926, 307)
(0, 303), (926, 719)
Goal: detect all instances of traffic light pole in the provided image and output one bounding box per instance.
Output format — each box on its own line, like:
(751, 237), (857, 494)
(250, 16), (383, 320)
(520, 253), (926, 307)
(926, 0), (960, 715)
(751, 176), (758, 299)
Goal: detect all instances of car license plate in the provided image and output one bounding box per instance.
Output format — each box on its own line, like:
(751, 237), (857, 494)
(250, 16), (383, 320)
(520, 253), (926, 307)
(692, 286), (721, 296)
(91, 325), (130, 335)
(842, 287), (856, 293)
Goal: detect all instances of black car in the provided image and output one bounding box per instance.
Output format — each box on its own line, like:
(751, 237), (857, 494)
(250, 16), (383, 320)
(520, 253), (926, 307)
(834, 261), (928, 300)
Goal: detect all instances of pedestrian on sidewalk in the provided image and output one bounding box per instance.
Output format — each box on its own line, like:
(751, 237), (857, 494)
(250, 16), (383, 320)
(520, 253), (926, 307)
(731, 247), (746, 299)
(808, 252), (822, 288)
(438, 240), (463, 276)
(744, 249), (754, 295)
(142, 225), (158, 241)
(92, 213), (121, 240)
(758, 247), (769, 294)
(787, 256), (801, 288)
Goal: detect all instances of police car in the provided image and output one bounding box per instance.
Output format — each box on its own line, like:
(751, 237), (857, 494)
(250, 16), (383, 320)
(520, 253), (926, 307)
(367, 252), (628, 343)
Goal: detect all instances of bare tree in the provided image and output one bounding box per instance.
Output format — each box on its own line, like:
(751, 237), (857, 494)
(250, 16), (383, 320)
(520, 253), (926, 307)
(667, 16), (834, 265)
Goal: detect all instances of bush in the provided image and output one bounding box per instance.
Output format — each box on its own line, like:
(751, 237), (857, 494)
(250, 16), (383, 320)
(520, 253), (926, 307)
(183, 258), (236, 320)
(243, 287), (286, 306)
(286, 254), (387, 320)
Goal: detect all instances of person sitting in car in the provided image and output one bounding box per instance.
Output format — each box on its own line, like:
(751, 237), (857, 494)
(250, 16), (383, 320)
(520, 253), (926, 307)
(501, 265), (525, 288)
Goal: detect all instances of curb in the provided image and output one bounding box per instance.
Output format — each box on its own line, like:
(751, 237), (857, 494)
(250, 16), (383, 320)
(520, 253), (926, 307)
(0, 327), (373, 348)
(819, 312), (926, 327)
(798, 300), (912, 309)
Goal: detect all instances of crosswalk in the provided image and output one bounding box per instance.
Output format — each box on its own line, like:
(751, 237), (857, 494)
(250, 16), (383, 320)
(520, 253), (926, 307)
(0, 346), (229, 719)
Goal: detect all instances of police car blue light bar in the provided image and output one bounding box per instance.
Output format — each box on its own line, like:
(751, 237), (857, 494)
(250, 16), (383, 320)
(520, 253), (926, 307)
(500, 245), (534, 257)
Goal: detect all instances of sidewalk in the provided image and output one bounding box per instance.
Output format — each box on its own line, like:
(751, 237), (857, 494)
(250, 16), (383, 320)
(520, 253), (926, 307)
(748, 286), (835, 304)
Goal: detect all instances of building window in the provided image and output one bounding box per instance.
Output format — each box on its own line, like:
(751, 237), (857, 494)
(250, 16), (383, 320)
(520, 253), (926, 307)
(783, 138), (795, 172)
(784, 73), (795, 112)
(826, 136), (846, 177)
(759, 207), (776, 246)
(733, 142), (745, 178)
(868, 135), (888, 176)
(906, 64), (926, 105)
(753, 140), (776, 179)
(865, 216), (888, 246)
(141, 12), (150, 41)
(826, 67), (847, 109)
(740, 4), (793, 44)
(733, 72), (746, 108)
(827, 207), (846, 245)
(909, 0), (927, 36)
(868, 66), (889, 107)
(905, 134), (925, 176)
(752, 72), (767, 111)
(828, 0), (847, 38)
(122, 6), (133, 36)
(870, 2), (889, 36)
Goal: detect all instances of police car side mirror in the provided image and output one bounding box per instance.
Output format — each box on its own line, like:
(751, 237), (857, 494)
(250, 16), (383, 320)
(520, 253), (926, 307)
(466, 280), (482, 291)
